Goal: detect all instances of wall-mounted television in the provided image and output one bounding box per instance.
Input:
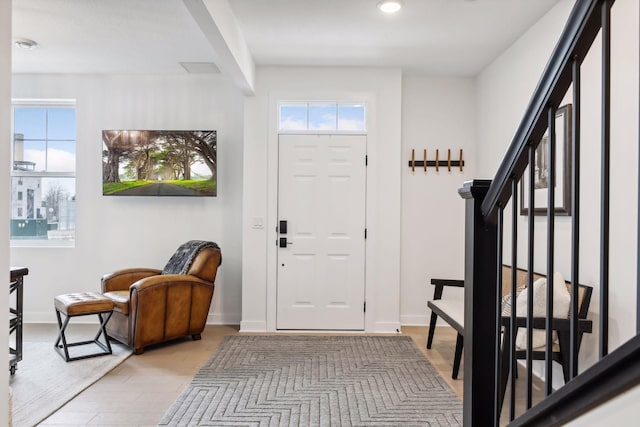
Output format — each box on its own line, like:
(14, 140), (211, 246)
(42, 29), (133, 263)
(102, 130), (217, 196)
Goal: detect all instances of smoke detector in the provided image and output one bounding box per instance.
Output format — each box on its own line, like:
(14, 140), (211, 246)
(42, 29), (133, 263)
(14, 38), (38, 50)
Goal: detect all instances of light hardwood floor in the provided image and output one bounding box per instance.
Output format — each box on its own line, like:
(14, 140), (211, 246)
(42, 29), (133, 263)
(28, 323), (539, 426)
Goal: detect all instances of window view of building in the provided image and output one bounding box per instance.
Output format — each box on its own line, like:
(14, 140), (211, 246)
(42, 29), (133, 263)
(11, 101), (76, 243)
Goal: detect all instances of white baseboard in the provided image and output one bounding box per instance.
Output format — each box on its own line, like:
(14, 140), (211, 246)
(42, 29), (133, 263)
(25, 311), (62, 324)
(239, 320), (267, 332)
(400, 315), (428, 326)
(400, 315), (462, 327)
(372, 321), (402, 334)
(206, 312), (241, 325)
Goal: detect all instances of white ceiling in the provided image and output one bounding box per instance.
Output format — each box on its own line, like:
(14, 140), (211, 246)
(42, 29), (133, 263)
(12, 0), (561, 77)
(228, 0), (561, 76)
(12, 0), (218, 74)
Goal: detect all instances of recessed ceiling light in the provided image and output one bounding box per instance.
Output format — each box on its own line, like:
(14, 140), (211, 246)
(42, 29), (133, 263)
(377, 0), (404, 14)
(14, 38), (38, 50)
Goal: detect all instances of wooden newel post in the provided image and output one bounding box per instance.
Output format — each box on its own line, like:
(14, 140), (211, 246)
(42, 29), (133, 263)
(459, 180), (499, 426)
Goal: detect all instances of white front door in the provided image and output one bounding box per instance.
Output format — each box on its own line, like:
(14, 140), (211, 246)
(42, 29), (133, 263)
(277, 134), (367, 330)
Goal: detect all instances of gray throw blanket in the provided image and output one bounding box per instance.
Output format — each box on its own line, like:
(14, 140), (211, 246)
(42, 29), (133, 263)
(162, 240), (221, 275)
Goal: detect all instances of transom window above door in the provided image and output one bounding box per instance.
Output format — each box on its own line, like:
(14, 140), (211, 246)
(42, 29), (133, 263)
(279, 102), (366, 132)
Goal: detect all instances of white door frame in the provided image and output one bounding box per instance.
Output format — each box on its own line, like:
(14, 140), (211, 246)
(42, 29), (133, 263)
(265, 91), (379, 332)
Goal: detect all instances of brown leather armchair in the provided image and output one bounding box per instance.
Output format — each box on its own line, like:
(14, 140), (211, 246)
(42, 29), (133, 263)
(101, 244), (221, 354)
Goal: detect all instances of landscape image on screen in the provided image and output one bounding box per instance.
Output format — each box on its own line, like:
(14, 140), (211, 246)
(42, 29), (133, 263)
(102, 130), (217, 196)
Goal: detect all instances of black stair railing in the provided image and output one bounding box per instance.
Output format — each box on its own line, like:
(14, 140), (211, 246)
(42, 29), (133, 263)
(458, 0), (640, 425)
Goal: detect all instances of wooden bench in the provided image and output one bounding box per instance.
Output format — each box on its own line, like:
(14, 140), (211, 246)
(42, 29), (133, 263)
(426, 279), (465, 379)
(426, 266), (593, 385)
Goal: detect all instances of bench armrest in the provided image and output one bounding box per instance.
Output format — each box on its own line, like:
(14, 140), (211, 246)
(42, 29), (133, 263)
(430, 279), (464, 287)
(430, 278), (464, 300)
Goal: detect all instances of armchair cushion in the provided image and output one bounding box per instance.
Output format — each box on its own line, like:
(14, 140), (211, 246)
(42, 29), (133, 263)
(102, 290), (130, 314)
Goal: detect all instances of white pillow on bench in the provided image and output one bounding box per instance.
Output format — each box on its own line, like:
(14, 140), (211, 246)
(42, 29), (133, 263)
(513, 272), (571, 350)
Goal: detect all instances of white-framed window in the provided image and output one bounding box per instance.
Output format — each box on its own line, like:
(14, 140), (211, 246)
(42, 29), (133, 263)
(279, 102), (366, 132)
(11, 99), (76, 247)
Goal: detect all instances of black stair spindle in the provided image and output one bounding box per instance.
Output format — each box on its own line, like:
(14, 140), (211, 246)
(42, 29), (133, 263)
(510, 179), (519, 421)
(495, 206), (504, 423)
(599, 0), (611, 359)
(526, 144), (535, 409)
(570, 56), (581, 380)
(546, 105), (557, 396)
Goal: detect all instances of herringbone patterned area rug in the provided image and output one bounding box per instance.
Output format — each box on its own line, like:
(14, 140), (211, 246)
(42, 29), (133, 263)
(160, 335), (462, 426)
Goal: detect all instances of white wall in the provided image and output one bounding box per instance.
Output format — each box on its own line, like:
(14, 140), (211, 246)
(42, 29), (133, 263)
(476, 1), (575, 178)
(566, 384), (640, 426)
(241, 67), (402, 333)
(400, 77), (476, 325)
(2, 1), (12, 424)
(476, 0), (639, 385)
(10, 74), (244, 325)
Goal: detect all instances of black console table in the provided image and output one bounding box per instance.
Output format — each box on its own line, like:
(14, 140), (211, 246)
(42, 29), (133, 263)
(10, 267), (28, 375)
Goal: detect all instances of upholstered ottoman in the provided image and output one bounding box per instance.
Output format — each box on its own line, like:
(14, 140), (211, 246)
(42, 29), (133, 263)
(54, 292), (114, 362)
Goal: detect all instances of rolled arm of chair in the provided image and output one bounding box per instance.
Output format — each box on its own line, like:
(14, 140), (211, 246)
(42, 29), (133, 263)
(129, 274), (212, 292)
(101, 268), (162, 293)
